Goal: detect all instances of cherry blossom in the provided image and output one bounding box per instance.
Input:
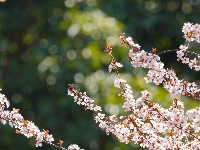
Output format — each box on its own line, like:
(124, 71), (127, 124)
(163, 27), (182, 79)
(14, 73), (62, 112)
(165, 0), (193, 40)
(182, 22), (200, 43)
(0, 91), (83, 150)
(68, 22), (200, 150)
(2, 22), (200, 150)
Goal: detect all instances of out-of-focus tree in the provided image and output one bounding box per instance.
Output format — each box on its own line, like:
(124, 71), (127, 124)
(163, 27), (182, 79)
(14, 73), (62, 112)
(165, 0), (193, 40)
(0, 0), (200, 150)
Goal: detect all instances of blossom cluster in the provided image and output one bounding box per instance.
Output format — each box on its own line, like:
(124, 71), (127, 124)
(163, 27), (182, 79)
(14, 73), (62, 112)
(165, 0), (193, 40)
(0, 90), (82, 150)
(128, 45), (200, 100)
(119, 32), (200, 100)
(176, 22), (200, 71)
(68, 80), (200, 149)
(1, 22), (200, 150)
(68, 22), (200, 149)
(182, 22), (200, 43)
(0, 91), (54, 147)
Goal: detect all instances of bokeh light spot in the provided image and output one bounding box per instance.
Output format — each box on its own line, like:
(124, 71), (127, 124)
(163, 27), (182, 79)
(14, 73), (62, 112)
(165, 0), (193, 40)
(39, 39), (48, 48)
(48, 45), (58, 54)
(48, 16), (56, 25)
(182, 3), (192, 14)
(105, 17), (116, 27)
(95, 70), (105, 80)
(44, 57), (54, 67)
(105, 103), (119, 114)
(23, 34), (33, 45)
(11, 93), (22, 104)
(67, 24), (80, 37)
(82, 48), (91, 59)
(189, 0), (200, 6)
(74, 72), (84, 83)
(65, 0), (75, 8)
(106, 36), (118, 46)
(145, 1), (156, 10)
(67, 50), (76, 60)
(91, 31), (101, 40)
(47, 75), (56, 85)
(83, 22), (93, 32)
(50, 65), (59, 73)
(88, 83), (99, 94)
(167, 1), (179, 11)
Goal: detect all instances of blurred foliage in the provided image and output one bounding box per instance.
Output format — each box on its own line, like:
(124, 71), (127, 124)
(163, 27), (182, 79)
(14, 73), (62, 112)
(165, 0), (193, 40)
(0, 0), (200, 150)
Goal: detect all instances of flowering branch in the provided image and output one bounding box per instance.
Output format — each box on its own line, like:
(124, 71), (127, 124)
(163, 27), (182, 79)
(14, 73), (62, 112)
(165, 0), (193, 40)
(68, 22), (200, 149)
(1, 21), (200, 149)
(0, 90), (83, 150)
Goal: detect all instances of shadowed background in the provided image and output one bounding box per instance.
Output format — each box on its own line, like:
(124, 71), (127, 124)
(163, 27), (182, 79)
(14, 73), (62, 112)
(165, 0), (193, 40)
(0, 0), (200, 149)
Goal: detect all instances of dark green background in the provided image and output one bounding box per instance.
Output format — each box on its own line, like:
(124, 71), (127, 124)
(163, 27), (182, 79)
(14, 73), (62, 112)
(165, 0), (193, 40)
(0, 0), (200, 149)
